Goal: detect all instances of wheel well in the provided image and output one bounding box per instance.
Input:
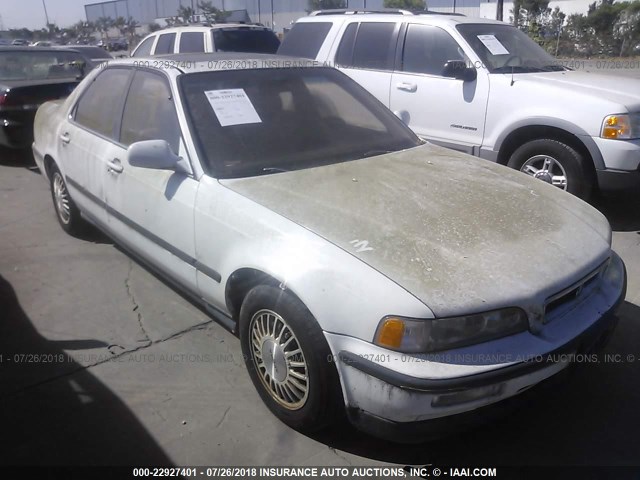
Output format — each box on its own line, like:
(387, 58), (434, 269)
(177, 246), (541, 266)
(43, 154), (56, 179)
(497, 125), (594, 171)
(225, 268), (282, 320)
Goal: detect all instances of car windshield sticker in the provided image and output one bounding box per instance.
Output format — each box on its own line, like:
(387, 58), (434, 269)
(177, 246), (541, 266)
(204, 89), (262, 127)
(477, 35), (510, 55)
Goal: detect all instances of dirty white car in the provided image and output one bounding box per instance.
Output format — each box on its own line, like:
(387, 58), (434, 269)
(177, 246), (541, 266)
(32, 54), (626, 441)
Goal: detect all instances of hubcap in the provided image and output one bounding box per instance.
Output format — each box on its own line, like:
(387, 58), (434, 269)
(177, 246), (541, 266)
(249, 309), (309, 410)
(53, 173), (71, 224)
(520, 155), (568, 190)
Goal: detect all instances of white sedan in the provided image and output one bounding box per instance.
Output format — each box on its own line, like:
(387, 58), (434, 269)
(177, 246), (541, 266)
(33, 54), (626, 441)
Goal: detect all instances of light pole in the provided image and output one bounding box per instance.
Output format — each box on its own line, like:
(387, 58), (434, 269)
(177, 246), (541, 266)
(42, 0), (50, 26)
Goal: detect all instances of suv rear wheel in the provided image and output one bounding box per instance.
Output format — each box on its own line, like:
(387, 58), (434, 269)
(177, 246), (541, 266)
(507, 138), (593, 200)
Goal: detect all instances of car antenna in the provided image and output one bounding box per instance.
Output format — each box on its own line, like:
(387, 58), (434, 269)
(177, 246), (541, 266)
(510, 65), (515, 86)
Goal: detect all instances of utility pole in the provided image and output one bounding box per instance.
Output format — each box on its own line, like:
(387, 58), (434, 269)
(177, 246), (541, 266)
(270, 0), (274, 30)
(42, 0), (50, 26)
(496, 0), (503, 21)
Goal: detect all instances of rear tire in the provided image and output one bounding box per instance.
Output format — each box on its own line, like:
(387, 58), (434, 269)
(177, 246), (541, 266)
(239, 285), (342, 432)
(49, 163), (85, 235)
(507, 138), (593, 200)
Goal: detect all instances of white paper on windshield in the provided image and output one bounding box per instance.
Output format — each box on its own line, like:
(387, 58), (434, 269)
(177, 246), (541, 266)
(204, 88), (262, 127)
(477, 35), (510, 55)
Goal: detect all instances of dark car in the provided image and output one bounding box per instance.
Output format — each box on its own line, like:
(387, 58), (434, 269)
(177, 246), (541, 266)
(0, 47), (87, 149)
(54, 45), (114, 71)
(107, 38), (128, 52)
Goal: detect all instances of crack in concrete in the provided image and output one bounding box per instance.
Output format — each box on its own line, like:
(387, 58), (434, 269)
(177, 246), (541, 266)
(328, 446), (354, 466)
(125, 260), (151, 347)
(215, 406), (231, 428)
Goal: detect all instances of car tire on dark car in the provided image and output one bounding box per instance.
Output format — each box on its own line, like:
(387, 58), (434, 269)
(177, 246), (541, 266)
(508, 138), (593, 200)
(239, 284), (342, 432)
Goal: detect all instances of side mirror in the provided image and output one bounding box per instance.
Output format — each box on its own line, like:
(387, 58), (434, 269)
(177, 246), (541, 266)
(128, 140), (190, 174)
(70, 60), (87, 79)
(442, 60), (477, 82)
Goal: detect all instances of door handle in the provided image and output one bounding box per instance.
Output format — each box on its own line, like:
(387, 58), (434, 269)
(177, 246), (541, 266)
(59, 132), (70, 144)
(396, 82), (417, 93)
(107, 158), (124, 174)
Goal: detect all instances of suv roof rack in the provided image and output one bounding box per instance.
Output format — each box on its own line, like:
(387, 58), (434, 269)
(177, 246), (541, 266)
(309, 9), (465, 17)
(310, 9), (414, 16)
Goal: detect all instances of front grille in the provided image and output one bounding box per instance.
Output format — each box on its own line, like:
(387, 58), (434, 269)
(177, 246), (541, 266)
(543, 260), (609, 322)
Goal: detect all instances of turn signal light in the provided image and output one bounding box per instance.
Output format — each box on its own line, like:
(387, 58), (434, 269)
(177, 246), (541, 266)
(375, 318), (405, 349)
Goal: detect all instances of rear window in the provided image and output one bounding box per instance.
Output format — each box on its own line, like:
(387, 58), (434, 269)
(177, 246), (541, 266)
(336, 22), (397, 71)
(277, 22), (332, 59)
(179, 32), (205, 53)
(212, 28), (280, 54)
(155, 33), (176, 55)
(0, 51), (85, 81)
(179, 67), (419, 178)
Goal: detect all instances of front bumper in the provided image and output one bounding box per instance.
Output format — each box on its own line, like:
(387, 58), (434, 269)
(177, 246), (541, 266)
(596, 168), (640, 192)
(326, 253), (626, 442)
(593, 137), (640, 192)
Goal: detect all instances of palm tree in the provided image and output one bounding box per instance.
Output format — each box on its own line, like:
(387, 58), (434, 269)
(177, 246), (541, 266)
(96, 16), (114, 43)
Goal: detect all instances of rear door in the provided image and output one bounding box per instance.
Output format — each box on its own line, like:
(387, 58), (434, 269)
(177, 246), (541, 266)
(61, 68), (132, 226)
(103, 69), (198, 291)
(332, 21), (401, 107)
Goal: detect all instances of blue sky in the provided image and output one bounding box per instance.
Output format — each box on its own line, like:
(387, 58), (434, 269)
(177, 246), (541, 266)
(1, 0), (88, 30)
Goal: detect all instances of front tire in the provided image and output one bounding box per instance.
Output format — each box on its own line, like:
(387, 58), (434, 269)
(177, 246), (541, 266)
(49, 163), (84, 235)
(239, 285), (342, 432)
(507, 138), (593, 200)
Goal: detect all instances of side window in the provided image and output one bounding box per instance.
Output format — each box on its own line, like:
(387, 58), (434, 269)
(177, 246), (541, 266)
(133, 36), (155, 57)
(335, 23), (357, 67)
(179, 32), (205, 53)
(277, 22), (332, 59)
(75, 68), (131, 139)
(402, 24), (466, 76)
(154, 33), (176, 55)
(120, 71), (180, 154)
(337, 22), (396, 71)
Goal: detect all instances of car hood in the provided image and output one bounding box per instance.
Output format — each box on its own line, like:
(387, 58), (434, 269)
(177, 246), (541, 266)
(221, 144), (612, 319)
(514, 70), (640, 110)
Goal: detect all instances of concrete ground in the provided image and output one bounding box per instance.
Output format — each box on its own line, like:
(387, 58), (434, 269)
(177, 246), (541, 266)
(1, 63), (639, 468)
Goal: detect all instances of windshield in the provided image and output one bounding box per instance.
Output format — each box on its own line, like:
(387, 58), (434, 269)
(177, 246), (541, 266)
(179, 67), (421, 178)
(0, 51), (85, 81)
(212, 29), (280, 54)
(456, 24), (565, 73)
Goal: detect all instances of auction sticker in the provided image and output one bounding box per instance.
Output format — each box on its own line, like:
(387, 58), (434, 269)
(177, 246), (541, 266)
(477, 35), (509, 55)
(204, 88), (262, 127)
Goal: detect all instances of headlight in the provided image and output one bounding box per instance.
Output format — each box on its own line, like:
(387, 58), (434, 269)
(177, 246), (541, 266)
(373, 308), (528, 353)
(601, 113), (640, 140)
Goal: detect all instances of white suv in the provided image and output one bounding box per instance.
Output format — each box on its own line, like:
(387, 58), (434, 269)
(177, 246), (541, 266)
(132, 25), (280, 57)
(278, 9), (640, 199)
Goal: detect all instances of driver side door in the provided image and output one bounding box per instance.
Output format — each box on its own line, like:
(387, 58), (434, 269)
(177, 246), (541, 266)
(103, 69), (199, 292)
(390, 24), (490, 155)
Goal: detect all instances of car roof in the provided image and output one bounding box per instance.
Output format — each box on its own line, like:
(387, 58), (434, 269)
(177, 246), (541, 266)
(151, 24), (271, 34)
(0, 46), (85, 53)
(298, 12), (507, 26)
(106, 52), (320, 74)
